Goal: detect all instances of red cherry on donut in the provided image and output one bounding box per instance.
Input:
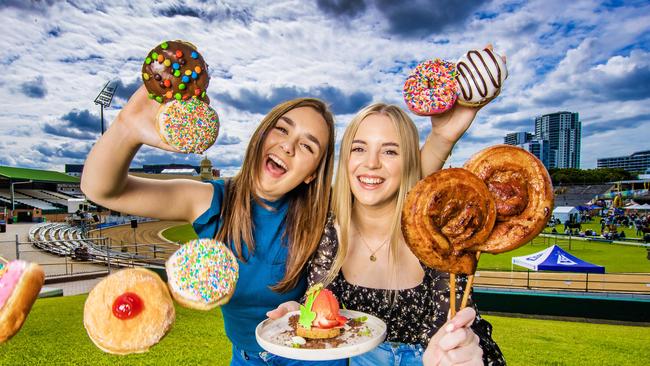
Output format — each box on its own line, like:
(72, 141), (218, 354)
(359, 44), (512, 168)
(112, 292), (144, 320)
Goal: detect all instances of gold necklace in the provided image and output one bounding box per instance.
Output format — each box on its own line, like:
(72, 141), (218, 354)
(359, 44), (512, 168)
(355, 227), (389, 262)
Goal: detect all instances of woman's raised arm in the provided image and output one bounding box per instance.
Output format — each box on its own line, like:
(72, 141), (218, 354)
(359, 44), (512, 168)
(80, 85), (213, 223)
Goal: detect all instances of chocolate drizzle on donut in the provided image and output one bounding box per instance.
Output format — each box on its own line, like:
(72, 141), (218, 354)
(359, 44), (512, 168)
(456, 48), (503, 101)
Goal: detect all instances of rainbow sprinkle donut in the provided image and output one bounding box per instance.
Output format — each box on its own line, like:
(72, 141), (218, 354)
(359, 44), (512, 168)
(165, 239), (238, 310)
(403, 59), (458, 115)
(156, 97), (219, 154)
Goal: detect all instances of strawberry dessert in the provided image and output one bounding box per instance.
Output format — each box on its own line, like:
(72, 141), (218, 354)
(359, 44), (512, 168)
(296, 284), (347, 339)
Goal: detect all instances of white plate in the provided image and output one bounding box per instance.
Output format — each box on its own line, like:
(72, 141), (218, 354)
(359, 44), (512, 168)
(255, 309), (387, 361)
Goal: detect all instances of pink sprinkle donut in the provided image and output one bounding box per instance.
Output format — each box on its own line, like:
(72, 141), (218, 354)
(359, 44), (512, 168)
(403, 59), (458, 116)
(156, 97), (219, 154)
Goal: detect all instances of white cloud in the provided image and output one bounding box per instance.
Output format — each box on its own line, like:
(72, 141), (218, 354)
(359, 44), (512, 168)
(0, 0), (649, 175)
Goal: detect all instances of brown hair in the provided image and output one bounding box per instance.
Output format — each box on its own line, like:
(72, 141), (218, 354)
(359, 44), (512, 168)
(216, 98), (335, 293)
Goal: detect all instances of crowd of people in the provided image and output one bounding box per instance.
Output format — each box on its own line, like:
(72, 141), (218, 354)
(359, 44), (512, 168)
(548, 212), (650, 242)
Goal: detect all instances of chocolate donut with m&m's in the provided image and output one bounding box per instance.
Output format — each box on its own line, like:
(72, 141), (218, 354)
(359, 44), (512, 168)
(142, 40), (210, 104)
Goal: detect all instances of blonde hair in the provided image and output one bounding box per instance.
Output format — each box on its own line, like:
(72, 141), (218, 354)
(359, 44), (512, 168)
(216, 98), (335, 293)
(326, 103), (421, 286)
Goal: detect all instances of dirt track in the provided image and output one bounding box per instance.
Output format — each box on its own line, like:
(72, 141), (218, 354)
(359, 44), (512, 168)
(88, 220), (183, 259)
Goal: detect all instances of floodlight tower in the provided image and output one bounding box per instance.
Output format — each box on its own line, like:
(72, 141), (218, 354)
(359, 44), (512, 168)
(94, 80), (119, 135)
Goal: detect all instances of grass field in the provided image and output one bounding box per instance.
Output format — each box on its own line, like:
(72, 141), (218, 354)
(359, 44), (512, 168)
(478, 236), (650, 273)
(547, 218), (645, 239)
(0, 295), (229, 365)
(1, 294), (648, 365)
(160, 224), (198, 244)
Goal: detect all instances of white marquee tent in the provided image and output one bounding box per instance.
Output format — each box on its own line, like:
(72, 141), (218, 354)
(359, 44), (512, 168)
(552, 206), (580, 223)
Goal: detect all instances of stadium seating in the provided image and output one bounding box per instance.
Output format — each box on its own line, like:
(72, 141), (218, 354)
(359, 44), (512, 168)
(18, 189), (69, 207)
(554, 184), (613, 207)
(28, 222), (152, 267)
(0, 189), (60, 210)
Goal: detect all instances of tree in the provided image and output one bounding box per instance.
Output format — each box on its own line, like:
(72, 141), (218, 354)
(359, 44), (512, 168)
(548, 168), (633, 185)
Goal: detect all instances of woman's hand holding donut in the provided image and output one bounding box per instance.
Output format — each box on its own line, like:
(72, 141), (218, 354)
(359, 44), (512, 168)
(114, 85), (179, 152)
(265, 301), (300, 320)
(420, 44), (507, 177)
(423, 307), (483, 366)
(429, 103), (480, 147)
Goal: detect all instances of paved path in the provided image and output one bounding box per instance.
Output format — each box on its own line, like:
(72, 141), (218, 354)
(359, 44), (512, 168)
(0, 223), (108, 277)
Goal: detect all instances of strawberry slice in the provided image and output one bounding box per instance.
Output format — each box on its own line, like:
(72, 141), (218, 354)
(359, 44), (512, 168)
(337, 315), (348, 326)
(316, 318), (340, 329)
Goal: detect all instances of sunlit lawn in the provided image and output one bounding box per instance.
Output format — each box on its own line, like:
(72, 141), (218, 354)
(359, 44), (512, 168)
(2, 295), (648, 366)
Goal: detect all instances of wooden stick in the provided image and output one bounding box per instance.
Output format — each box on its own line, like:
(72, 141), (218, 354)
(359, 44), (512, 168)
(0, 256), (8, 264)
(449, 272), (457, 318)
(461, 251), (482, 310)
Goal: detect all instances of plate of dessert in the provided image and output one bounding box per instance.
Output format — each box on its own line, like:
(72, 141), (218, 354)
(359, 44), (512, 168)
(255, 284), (387, 361)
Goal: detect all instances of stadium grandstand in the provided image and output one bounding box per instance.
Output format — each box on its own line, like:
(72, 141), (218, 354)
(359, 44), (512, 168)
(0, 165), (83, 222)
(553, 184), (613, 207)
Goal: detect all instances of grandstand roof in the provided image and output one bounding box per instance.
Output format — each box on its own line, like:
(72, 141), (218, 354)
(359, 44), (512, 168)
(0, 166), (80, 183)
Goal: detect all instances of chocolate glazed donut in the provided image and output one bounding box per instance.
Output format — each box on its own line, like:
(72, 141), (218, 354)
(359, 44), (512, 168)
(464, 145), (554, 253)
(402, 168), (496, 275)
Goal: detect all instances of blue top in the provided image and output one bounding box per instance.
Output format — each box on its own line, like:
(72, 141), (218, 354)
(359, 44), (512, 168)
(193, 180), (307, 353)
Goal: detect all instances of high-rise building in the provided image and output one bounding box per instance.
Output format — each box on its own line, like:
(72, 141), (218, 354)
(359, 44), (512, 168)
(504, 132), (533, 146)
(597, 150), (650, 173)
(534, 111), (581, 168)
(520, 139), (551, 169)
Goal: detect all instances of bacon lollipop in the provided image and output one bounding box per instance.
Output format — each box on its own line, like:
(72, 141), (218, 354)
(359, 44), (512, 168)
(402, 168), (497, 315)
(455, 145), (554, 311)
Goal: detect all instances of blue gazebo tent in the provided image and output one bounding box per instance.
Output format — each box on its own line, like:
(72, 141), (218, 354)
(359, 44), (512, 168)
(512, 245), (605, 273)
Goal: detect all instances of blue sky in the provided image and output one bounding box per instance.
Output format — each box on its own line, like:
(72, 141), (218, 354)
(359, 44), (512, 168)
(0, 0), (649, 176)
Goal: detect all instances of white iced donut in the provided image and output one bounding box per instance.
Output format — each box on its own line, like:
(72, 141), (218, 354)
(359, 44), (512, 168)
(455, 48), (508, 107)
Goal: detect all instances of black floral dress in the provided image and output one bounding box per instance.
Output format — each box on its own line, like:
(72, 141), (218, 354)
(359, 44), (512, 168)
(306, 215), (506, 365)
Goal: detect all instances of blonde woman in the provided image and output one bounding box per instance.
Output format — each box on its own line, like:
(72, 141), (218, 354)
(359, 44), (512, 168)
(268, 103), (505, 365)
(82, 86), (344, 366)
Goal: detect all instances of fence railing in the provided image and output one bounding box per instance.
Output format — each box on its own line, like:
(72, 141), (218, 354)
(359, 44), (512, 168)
(474, 271), (650, 294)
(3, 235), (176, 280)
(4, 227), (650, 293)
